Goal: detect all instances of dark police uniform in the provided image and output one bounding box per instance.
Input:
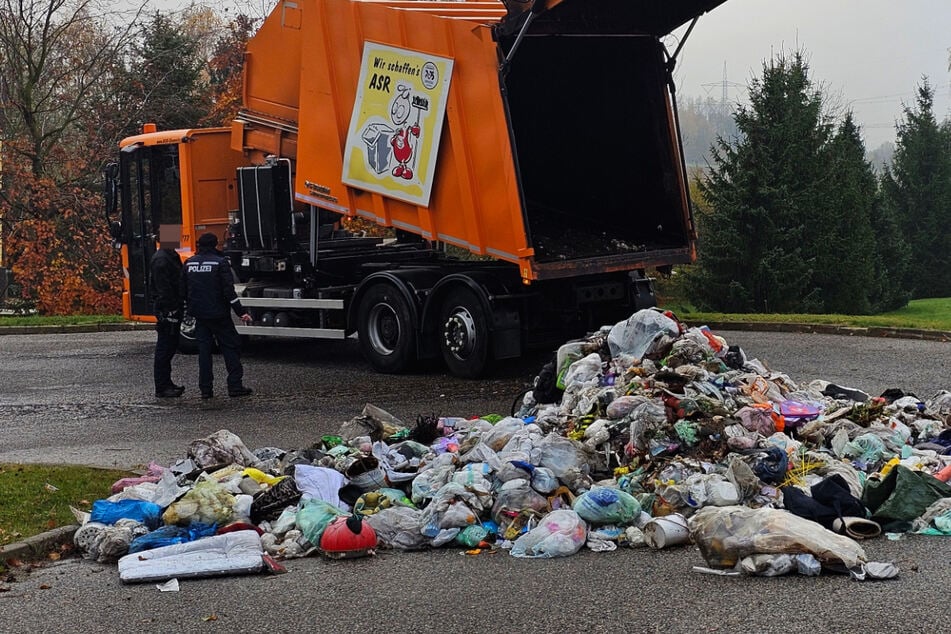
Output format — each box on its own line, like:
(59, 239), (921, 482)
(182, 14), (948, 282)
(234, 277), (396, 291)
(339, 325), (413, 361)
(181, 233), (252, 398)
(150, 247), (184, 397)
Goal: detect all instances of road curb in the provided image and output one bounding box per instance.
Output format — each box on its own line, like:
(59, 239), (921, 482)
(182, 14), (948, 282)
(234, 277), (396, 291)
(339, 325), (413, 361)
(0, 322), (153, 336)
(685, 321), (951, 343)
(1, 525), (78, 562)
(0, 320), (948, 342)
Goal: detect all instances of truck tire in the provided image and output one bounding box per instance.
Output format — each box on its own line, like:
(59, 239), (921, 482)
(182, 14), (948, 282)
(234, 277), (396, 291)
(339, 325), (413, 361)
(438, 287), (490, 378)
(357, 283), (417, 373)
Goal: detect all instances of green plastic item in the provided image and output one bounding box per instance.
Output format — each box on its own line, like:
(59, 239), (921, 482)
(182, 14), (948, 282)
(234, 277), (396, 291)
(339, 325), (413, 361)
(673, 420), (699, 445)
(388, 428), (411, 441)
(296, 499), (345, 546)
(862, 465), (951, 522)
(322, 435), (343, 448)
(917, 511), (951, 536)
(455, 524), (490, 548)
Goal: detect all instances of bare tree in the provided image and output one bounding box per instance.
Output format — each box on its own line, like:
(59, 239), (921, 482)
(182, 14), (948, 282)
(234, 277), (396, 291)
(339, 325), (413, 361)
(0, 0), (144, 178)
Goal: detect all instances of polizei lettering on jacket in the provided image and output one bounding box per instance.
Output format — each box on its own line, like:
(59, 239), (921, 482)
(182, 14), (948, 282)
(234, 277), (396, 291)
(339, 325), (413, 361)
(187, 262), (218, 273)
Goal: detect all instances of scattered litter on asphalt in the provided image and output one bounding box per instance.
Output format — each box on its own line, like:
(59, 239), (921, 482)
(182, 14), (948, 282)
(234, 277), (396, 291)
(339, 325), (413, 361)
(70, 309), (950, 582)
(156, 578), (179, 592)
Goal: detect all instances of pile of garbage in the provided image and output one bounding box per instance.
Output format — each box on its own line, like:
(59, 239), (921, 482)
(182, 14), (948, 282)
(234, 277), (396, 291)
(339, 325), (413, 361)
(75, 309), (951, 583)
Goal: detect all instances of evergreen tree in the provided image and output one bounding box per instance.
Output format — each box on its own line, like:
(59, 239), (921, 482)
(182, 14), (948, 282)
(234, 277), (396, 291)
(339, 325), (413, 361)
(883, 81), (951, 298)
(867, 179), (911, 311)
(122, 12), (211, 132)
(690, 52), (832, 313)
(814, 113), (877, 314)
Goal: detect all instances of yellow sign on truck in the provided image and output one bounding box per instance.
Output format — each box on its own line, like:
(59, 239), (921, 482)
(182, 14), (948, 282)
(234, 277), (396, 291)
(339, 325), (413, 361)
(343, 42), (454, 207)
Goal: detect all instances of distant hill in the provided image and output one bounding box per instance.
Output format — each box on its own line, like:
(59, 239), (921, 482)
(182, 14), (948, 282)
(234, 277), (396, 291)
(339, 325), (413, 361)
(679, 97), (895, 171)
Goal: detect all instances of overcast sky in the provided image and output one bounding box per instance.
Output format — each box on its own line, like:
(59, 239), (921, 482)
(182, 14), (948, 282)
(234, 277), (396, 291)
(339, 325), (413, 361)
(672, 0), (951, 148)
(153, 0), (950, 149)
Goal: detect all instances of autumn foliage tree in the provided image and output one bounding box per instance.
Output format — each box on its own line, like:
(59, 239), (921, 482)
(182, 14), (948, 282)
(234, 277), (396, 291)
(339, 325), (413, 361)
(202, 13), (256, 126)
(0, 0), (145, 314)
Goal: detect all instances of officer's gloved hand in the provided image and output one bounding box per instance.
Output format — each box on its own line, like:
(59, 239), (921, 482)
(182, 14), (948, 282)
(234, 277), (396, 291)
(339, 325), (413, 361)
(161, 310), (180, 324)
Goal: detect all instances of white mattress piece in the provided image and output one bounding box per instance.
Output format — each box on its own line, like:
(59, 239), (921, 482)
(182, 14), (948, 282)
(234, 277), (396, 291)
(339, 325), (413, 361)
(118, 530), (264, 583)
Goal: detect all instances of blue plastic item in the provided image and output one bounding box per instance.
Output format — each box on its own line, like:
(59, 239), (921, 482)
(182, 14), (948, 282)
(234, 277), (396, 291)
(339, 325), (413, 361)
(128, 523), (217, 554)
(90, 499), (163, 529)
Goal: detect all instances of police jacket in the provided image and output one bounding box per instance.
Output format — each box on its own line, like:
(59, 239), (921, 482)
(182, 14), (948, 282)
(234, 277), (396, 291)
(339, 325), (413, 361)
(181, 247), (247, 319)
(150, 248), (183, 316)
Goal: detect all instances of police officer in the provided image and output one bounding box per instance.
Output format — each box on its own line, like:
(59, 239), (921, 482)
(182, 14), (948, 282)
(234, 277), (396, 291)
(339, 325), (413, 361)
(150, 242), (185, 397)
(181, 232), (253, 398)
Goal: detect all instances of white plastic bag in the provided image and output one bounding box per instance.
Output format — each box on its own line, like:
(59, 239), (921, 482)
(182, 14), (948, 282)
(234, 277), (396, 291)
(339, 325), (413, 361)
(510, 510), (588, 558)
(562, 353), (603, 392)
(482, 417), (527, 452)
(607, 309), (680, 360)
(365, 506), (428, 550)
(537, 433), (590, 479)
(187, 429), (261, 468)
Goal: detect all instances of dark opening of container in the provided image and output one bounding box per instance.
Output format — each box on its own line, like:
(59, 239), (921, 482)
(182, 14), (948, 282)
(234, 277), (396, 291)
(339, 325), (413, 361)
(504, 35), (689, 265)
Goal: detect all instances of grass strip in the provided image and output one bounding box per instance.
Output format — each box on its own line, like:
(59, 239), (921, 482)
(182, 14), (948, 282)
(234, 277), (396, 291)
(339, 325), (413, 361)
(662, 298), (951, 332)
(0, 314), (125, 327)
(0, 463), (134, 547)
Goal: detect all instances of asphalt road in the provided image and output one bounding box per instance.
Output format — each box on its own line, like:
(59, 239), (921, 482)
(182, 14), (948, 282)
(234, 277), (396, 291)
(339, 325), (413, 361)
(1, 329), (950, 633)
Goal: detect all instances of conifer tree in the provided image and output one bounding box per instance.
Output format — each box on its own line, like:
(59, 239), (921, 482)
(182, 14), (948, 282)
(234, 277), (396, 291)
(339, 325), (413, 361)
(867, 183), (911, 311)
(882, 81), (951, 298)
(691, 53), (832, 313)
(814, 113), (877, 314)
(121, 11), (212, 132)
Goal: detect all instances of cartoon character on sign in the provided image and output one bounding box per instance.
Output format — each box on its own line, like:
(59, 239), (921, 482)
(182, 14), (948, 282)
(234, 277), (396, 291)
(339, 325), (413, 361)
(389, 84), (420, 180)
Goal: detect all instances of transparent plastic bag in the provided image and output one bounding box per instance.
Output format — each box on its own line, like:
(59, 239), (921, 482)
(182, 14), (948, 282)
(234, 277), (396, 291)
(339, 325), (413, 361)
(491, 479), (549, 526)
(365, 506), (428, 550)
(537, 433), (590, 479)
(162, 480), (236, 527)
(411, 464), (455, 505)
(572, 486), (641, 526)
(689, 505), (866, 570)
(607, 309), (680, 360)
(481, 417), (526, 452)
(187, 429), (261, 468)
(530, 467), (559, 494)
(510, 510), (587, 559)
(562, 353), (603, 392)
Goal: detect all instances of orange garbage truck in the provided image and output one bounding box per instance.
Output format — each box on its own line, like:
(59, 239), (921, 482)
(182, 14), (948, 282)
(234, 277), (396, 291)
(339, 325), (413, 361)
(104, 0), (727, 377)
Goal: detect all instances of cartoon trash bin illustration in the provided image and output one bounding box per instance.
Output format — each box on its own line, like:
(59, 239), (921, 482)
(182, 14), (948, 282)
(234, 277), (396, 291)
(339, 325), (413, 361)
(361, 122), (394, 174)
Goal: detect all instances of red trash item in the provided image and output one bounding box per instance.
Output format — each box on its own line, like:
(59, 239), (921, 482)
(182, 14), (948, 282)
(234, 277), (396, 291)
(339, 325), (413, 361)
(319, 515), (378, 559)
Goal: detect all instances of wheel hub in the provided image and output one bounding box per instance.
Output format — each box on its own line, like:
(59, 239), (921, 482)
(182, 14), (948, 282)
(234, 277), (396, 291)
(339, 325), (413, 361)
(443, 307), (476, 359)
(368, 303), (400, 355)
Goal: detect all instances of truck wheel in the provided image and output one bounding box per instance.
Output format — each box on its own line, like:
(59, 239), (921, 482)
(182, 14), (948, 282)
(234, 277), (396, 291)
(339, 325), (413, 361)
(178, 316), (198, 355)
(358, 283), (417, 373)
(439, 287), (490, 378)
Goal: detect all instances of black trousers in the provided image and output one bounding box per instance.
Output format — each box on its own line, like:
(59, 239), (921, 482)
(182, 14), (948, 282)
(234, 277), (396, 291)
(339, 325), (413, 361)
(153, 319), (179, 391)
(195, 317), (244, 394)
